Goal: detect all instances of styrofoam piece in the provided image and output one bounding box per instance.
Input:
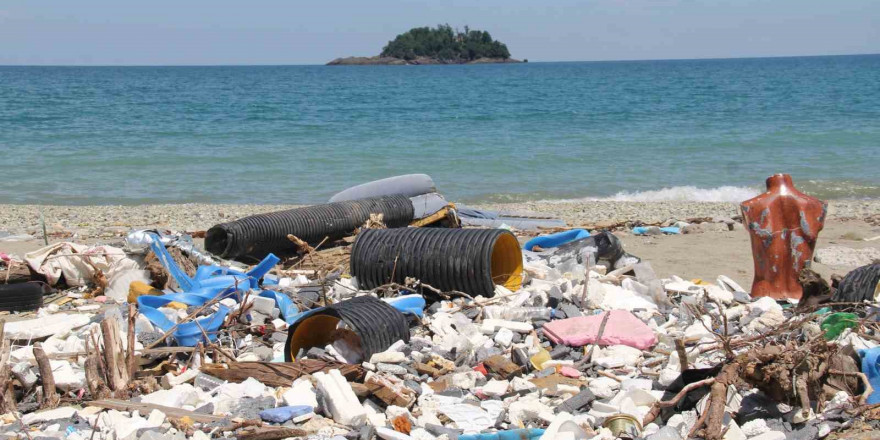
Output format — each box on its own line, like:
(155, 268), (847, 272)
(140, 383), (201, 408)
(284, 378), (319, 408)
(481, 319), (533, 334)
(376, 426), (415, 440)
(481, 379), (510, 398)
(437, 403), (494, 433)
(593, 345), (643, 368)
(5, 313), (93, 340)
(250, 296), (276, 315)
(314, 369), (367, 427)
(21, 407), (77, 425)
(370, 350), (406, 364)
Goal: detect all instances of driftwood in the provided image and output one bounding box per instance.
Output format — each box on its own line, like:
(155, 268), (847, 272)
(84, 337), (110, 400)
(33, 343), (60, 409)
(236, 427), (308, 440)
(89, 399), (233, 424)
(101, 317), (129, 392)
(201, 360), (366, 387)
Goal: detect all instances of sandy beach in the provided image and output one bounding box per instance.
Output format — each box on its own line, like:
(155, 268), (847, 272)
(2, 200), (878, 290)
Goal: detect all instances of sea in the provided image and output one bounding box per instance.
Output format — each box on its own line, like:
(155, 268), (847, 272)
(1, 54), (878, 205)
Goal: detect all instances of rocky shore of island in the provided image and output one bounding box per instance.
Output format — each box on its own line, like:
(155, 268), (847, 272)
(327, 56), (524, 65)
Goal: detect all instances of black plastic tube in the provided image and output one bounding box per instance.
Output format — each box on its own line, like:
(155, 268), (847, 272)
(284, 295), (410, 362)
(350, 228), (523, 297)
(205, 195), (414, 260)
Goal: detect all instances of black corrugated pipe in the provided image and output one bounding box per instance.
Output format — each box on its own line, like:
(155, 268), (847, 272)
(284, 295), (410, 362)
(205, 195), (415, 261)
(350, 228), (523, 297)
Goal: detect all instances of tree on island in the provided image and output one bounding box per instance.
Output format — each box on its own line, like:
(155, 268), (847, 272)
(380, 24), (511, 62)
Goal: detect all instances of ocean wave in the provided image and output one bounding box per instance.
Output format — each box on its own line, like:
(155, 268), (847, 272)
(597, 186), (761, 203)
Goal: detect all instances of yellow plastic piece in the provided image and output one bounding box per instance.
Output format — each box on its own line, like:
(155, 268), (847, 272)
(491, 233), (524, 291)
(165, 302), (188, 309)
(530, 347), (551, 370)
(288, 314), (341, 360)
(128, 281), (163, 304)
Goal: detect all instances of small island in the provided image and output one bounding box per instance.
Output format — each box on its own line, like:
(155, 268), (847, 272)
(328, 25), (524, 65)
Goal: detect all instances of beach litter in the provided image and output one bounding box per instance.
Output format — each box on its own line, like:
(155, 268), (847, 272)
(0, 174), (877, 440)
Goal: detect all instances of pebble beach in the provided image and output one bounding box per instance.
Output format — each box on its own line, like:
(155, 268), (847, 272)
(1, 200), (878, 239)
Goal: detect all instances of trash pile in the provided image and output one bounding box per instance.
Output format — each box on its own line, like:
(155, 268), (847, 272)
(0, 174), (878, 440)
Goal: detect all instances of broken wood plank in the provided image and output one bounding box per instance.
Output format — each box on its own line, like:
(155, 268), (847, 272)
(89, 399), (234, 424)
(201, 361), (365, 387)
(414, 362), (444, 378)
(484, 354), (523, 380)
(365, 375), (416, 408)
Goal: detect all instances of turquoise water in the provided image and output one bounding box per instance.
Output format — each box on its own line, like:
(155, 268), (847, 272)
(1, 55), (878, 205)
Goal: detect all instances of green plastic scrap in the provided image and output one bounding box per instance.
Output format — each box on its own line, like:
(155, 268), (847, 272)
(821, 312), (859, 340)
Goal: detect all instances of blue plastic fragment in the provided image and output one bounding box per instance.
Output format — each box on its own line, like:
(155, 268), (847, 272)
(383, 294), (426, 318)
(859, 346), (880, 404)
(459, 429), (546, 440)
(523, 229), (590, 251)
(632, 226), (680, 235)
(259, 405), (314, 423)
(138, 233), (285, 346)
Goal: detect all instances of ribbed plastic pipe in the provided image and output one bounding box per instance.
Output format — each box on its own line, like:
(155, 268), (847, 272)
(284, 295), (410, 362)
(351, 228), (523, 297)
(205, 195), (414, 260)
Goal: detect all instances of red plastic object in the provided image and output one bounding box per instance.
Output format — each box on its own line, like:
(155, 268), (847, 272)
(473, 363), (488, 375)
(741, 174), (827, 300)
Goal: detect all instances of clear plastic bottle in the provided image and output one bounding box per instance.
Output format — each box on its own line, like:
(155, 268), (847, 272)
(483, 305), (551, 321)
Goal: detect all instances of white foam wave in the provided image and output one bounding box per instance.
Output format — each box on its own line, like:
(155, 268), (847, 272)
(598, 185), (761, 203)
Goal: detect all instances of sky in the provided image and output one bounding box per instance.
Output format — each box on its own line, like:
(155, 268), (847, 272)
(1, 0), (878, 65)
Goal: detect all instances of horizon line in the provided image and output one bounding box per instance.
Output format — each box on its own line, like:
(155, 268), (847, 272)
(1, 52), (877, 68)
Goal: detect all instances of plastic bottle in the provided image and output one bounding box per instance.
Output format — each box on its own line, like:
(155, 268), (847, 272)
(483, 306), (551, 321)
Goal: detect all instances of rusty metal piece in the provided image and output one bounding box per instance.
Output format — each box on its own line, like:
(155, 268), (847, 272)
(741, 174), (827, 300)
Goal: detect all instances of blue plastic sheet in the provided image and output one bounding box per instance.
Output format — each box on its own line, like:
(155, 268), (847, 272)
(523, 229), (590, 251)
(860, 346), (880, 404)
(138, 233), (290, 346)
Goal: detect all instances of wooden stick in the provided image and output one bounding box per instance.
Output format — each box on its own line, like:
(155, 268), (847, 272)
(127, 304), (137, 378)
(101, 317), (129, 392)
(33, 342), (60, 409)
(830, 369), (874, 405)
(642, 378), (715, 426)
(580, 311), (611, 365)
(675, 338), (689, 372)
(596, 370), (623, 382)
